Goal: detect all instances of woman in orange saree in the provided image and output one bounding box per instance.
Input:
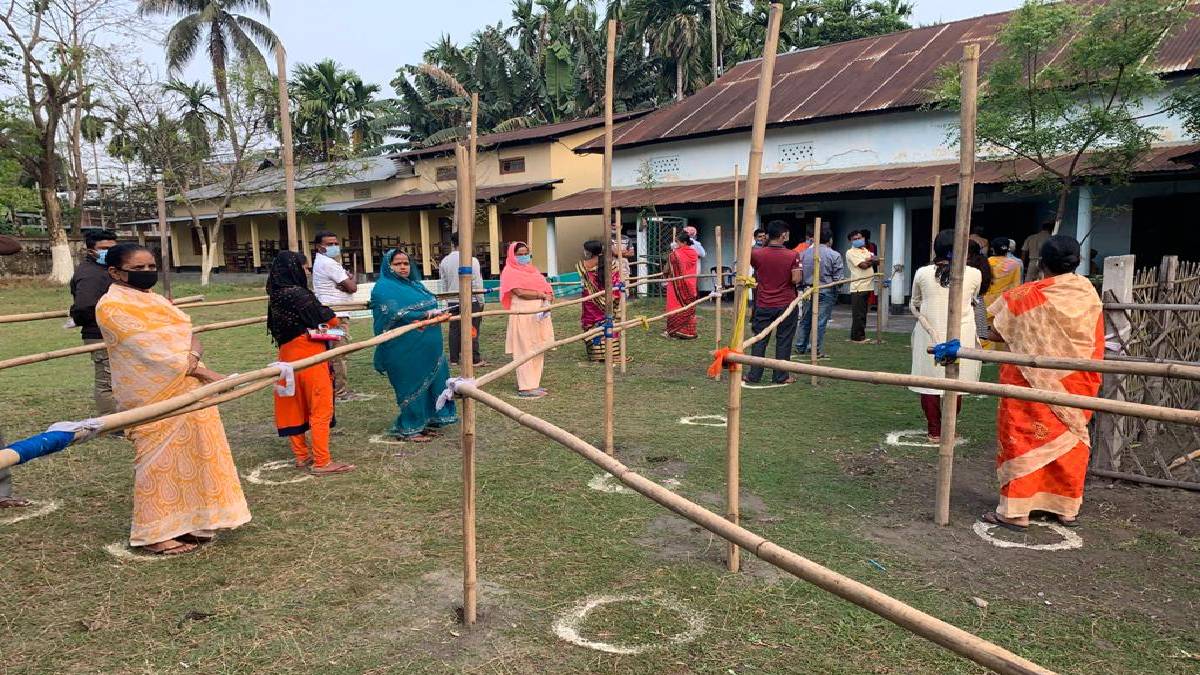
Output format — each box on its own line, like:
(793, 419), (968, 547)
(97, 243), (251, 555)
(982, 236), (1103, 530)
(665, 231), (700, 339)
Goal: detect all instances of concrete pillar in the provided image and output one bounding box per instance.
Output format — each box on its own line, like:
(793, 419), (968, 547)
(487, 203), (500, 275)
(169, 222), (182, 268)
(545, 216), (559, 276)
(890, 198), (908, 306)
(361, 212), (374, 275)
(419, 210), (433, 277)
(299, 218), (311, 263)
(635, 216), (648, 280)
(250, 218), (262, 269)
(1076, 186), (1093, 275)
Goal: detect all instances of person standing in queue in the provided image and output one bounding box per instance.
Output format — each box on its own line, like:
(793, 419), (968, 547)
(845, 230), (877, 344)
(69, 229), (119, 417)
(744, 220), (802, 385)
(311, 231), (369, 402)
(439, 232), (486, 368)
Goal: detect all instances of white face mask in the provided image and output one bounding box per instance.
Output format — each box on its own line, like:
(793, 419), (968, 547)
(323, 244), (341, 259)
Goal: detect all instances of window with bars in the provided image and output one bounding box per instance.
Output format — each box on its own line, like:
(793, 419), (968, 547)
(436, 165), (457, 182)
(353, 186), (372, 199)
(778, 142), (814, 164)
(499, 156), (526, 174)
(648, 154), (681, 179)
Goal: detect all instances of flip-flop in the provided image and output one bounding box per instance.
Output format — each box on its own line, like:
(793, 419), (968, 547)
(0, 497), (33, 509)
(981, 511), (1028, 532)
(177, 532), (215, 544)
(1056, 516), (1080, 528)
(142, 540), (198, 556)
(310, 462), (356, 475)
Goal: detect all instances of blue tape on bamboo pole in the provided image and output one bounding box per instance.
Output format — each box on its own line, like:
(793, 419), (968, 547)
(458, 266), (473, 275)
(932, 339), (961, 366)
(8, 430), (75, 465)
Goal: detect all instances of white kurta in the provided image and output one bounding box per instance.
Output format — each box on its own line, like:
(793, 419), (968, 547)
(909, 264), (983, 395)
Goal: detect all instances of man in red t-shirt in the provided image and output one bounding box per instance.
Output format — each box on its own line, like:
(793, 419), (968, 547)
(746, 220), (803, 384)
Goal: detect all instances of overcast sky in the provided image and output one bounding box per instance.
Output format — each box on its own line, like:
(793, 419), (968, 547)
(145, 0), (1028, 93)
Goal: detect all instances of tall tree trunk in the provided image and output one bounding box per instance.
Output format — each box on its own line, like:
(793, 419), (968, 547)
(212, 55), (243, 163)
(70, 57), (87, 234)
(91, 140), (105, 228)
(1052, 180), (1072, 236)
(39, 161), (74, 284)
(676, 59), (684, 101)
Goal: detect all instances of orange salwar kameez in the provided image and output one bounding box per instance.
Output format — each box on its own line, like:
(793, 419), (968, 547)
(274, 317), (340, 467)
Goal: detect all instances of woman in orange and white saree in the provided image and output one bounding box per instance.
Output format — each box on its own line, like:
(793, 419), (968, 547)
(981, 236), (1103, 531)
(96, 243), (251, 556)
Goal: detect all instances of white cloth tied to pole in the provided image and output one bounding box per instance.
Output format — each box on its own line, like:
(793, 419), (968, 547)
(47, 418), (105, 442)
(436, 377), (475, 411)
(271, 362), (296, 397)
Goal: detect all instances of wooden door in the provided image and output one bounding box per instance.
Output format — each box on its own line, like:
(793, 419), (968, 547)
(222, 222), (239, 251)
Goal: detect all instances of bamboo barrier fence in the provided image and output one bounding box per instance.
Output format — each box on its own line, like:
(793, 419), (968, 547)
(0, 294), (206, 324)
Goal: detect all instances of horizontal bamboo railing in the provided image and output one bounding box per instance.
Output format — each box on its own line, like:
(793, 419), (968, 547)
(0, 295), (206, 324)
(454, 382), (1052, 675)
(1103, 303), (1200, 312)
(944, 346), (1200, 382)
(724, 353), (1200, 427)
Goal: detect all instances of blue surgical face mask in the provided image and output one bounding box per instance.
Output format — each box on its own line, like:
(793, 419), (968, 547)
(851, 239), (865, 248)
(516, 254), (533, 265)
(94, 249), (108, 265)
(323, 245), (341, 259)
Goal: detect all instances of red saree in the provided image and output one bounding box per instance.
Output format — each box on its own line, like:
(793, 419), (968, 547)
(990, 273), (1104, 519)
(665, 245), (699, 339)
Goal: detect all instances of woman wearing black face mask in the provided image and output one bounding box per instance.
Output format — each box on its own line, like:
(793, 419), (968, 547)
(95, 243), (251, 556)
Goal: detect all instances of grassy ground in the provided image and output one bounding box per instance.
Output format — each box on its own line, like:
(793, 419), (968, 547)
(1, 280), (1198, 674)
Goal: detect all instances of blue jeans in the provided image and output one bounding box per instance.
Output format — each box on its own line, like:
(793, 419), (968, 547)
(795, 289), (837, 355)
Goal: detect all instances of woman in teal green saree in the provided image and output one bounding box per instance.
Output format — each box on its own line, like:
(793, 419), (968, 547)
(371, 249), (457, 442)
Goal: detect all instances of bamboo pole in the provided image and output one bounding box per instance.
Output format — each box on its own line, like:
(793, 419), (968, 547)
(713, 224), (724, 379)
(930, 175), (942, 263)
(723, 353), (1200, 427)
(1104, 303), (1200, 312)
(809, 217), (822, 383)
(935, 44), (979, 527)
(454, 144), (478, 627)
(0, 314), (453, 472)
(725, 2), (784, 574)
(876, 222), (888, 343)
(601, 18), (617, 456)
(275, 45), (299, 253)
(618, 209), (628, 376)
(155, 179), (172, 299)
(945, 346), (1200, 382)
(732, 166), (740, 260)
(454, 382), (1053, 675)
(0, 294), (205, 324)
(1091, 468), (1200, 492)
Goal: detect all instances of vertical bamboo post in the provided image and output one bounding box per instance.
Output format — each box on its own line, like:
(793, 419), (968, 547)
(275, 45), (298, 253)
(930, 176), (942, 263)
(935, 44), (979, 527)
(713, 224), (724, 379)
(155, 179), (172, 300)
(456, 144), (478, 624)
(876, 222), (888, 344)
(809, 216), (821, 384)
(732, 166), (740, 256)
(601, 19), (617, 456)
(725, 2), (784, 573)
(617, 207), (628, 375)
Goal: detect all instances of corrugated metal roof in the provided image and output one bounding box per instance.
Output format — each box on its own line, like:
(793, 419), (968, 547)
(117, 198), (379, 226)
(518, 143), (1200, 217)
(581, 1), (1200, 153)
(350, 179), (562, 212)
(390, 110), (652, 161)
(183, 156), (401, 201)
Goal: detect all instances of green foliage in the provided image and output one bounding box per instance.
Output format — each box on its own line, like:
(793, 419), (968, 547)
(289, 59), (381, 160)
(933, 0), (1200, 226)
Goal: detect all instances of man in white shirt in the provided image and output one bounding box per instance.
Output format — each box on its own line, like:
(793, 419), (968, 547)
(845, 229), (878, 344)
(438, 232), (486, 367)
(311, 230), (366, 402)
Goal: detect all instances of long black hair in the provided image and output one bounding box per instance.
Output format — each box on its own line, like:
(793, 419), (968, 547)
(932, 229), (956, 287)
(583, 239), (606, 271)
(1039, 235), (1082, 276)
(675, 230), (693, 246)
(967, 240), (992, 295)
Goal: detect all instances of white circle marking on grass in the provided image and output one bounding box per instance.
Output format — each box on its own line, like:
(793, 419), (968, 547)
(104, 541), (170, 562)
(972, 520), (1083, 552)
(244, 459), (313, 485)
(552, 594), (706, 655)
(588, 473), (681, 495)
(884, 430), (969, 448)
(0, 500), (60, 526)
(678, 415), (727, 427)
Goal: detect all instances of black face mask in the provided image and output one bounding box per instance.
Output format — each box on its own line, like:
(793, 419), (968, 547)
(123, 270), (159, 290)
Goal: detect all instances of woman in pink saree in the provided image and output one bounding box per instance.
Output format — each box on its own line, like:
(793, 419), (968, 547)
(664, 231), (700, 339)
(500, 241), (555, 398)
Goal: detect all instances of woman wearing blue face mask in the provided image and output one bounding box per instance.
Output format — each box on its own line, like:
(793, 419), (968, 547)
(499, 242), (555, 398)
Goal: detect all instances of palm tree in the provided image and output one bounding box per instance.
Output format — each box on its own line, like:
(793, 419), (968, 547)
(345, 77), (383, 153)
(625, 0), (708, 101)
(163, 79), (221, 156)
(138, 0), (279, 161)
(506, 0), (540, 58)
(292, 59), (352, 160)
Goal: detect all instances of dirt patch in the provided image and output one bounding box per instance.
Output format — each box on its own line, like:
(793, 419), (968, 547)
(615, 445), (692, 482)
(860, 452), (1200, 630)
(368, 569), (537, 668)
(694, 490), (768, 519)
(634, 514), (791, 585)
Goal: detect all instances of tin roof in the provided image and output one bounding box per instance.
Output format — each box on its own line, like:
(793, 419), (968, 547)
(118, 198), (379, 226)
(517, 143), (1200, 217)
(390, 110), (652, 161)
(580, 2), (1200, 153)
(182, 156), (401, 201)
(349, 179), (562, 212)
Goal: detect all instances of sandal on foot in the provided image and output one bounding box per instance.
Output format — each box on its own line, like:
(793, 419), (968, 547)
(310, 462), (356, 475)
(1055, 515), (1079, 528)
(294, 458), (314, 469)
(142, 540), (198, 556)
(178, 530), (216, 544)
(401, 434), (433, 444)
(0, 497), (33, 509)
(981, 511), (1028, 532)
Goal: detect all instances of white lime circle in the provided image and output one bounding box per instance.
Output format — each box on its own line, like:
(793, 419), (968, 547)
(552, 594), (706, 655)
(972, 519), (1083, 551)
(244, 459), (313, 485)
